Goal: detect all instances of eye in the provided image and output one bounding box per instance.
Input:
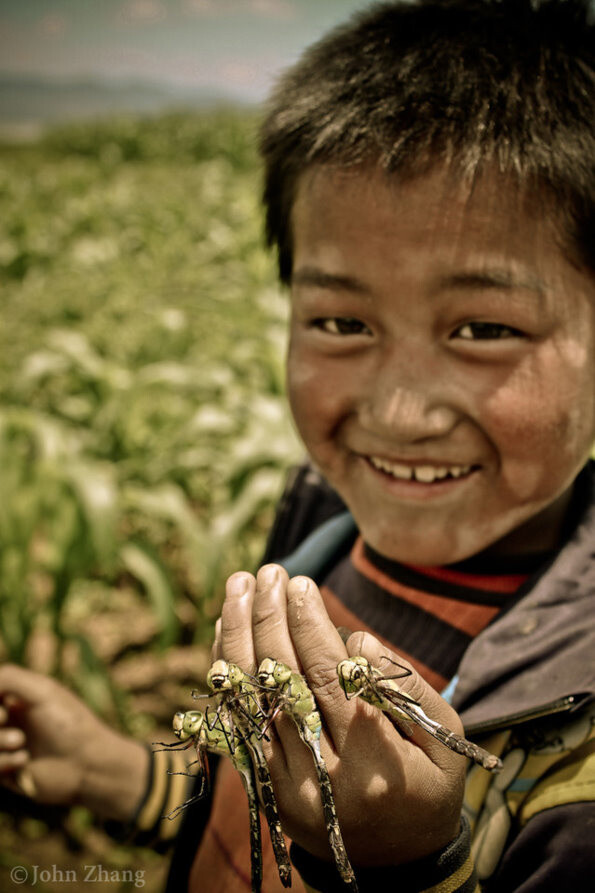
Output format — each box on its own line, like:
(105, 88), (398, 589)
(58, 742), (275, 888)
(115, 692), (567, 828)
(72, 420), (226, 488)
(312, 317), (371, 336)
(454, 322), (524, 340)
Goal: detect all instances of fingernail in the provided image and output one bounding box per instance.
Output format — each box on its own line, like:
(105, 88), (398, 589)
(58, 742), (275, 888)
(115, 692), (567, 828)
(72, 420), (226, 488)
(17, 768), (37, 798)
(289, 576), (309, 594)
(227, 573), (251, 598)
(258, 564), (279, 585)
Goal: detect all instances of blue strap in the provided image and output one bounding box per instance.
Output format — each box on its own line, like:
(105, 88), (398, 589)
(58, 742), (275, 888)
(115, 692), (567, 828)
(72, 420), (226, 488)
(279, 511), (357, 580)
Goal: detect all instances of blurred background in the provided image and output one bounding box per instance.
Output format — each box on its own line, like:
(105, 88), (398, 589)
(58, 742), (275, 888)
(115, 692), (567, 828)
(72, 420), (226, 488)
(0, 1), (369, 888)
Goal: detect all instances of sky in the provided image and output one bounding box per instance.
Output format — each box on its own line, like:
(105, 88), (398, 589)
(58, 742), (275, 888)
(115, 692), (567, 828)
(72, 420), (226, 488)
(0, 0), (373, 102)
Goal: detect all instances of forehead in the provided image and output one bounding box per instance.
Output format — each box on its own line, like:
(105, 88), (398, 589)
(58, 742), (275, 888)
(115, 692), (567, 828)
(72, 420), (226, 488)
(293, 163), (550, 262)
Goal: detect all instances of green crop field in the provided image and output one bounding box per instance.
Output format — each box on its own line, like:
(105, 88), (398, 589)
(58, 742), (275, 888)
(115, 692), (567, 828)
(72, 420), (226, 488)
(0, 110), (302, 889)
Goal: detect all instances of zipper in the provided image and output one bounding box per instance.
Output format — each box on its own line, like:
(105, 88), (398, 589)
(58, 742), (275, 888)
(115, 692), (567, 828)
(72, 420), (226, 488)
(464, 694), (584, 737)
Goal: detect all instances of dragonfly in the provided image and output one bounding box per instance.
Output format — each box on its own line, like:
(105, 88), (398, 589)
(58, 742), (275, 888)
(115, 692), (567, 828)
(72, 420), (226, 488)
(164, 708), (265, 893)
(337, 655), (503, 773)
(257, 658), (359, 893)
(206, 659), (292, 889)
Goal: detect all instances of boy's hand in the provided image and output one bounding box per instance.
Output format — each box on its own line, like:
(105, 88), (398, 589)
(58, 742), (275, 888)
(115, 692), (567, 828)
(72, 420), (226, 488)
(214, 564), (466, 867)
(0, 665), (149, 823)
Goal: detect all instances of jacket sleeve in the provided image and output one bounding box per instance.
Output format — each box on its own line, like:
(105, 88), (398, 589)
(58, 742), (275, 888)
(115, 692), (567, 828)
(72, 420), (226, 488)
(290, 817), (479, 893)
(485, 801), (595, 891)
(103, 746), (204, 853)
(485, 733), (595, 891)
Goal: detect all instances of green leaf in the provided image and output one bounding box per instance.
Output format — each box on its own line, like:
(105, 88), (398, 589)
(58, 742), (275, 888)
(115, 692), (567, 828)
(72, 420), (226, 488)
(120, 541), (179, 650)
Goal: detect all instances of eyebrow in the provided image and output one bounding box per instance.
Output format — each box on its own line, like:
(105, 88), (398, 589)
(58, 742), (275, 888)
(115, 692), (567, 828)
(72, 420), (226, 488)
(292, 265), (548, 301)
(291, 267), (369, 293)
(438, 270), (547, 295)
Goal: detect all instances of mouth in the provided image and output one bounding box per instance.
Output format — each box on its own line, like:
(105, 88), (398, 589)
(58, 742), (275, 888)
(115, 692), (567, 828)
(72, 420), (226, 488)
(367, 455), (477, 484)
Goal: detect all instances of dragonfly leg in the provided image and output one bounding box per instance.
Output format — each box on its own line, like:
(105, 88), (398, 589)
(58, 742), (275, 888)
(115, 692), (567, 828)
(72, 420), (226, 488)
(190, 689), (209, 701)
(258, 697), (284, 739)
(377, 656), (412, 681)
(152, 739), (194, 752)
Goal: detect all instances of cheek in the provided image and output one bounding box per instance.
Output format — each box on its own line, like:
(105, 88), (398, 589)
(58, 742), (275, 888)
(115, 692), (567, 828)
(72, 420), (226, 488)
(483, 352), (595, 491)
(287, 343), (354, 445)
(286, 347), (333, 448)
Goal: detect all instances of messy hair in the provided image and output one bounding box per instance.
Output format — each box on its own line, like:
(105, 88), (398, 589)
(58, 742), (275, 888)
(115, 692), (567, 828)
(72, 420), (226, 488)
(260, 0), (595, 283)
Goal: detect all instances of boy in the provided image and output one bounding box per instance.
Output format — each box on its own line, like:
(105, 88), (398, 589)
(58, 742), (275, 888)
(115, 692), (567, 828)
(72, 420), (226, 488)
(1, 0), (595, 890)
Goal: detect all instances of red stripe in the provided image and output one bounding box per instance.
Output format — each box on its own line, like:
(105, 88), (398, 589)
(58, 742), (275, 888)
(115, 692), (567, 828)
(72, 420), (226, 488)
(405, 562), (529, 593)
(352, 539), (500, 637)
(320, 584), (449, 693)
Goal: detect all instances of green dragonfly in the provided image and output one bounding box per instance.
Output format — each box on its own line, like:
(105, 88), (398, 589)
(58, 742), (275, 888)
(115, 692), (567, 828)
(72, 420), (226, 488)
(257, 658), (359, 893)
(166, 708), (264, 893)
(337, 655), (503, 772)
(206, 659), (292, 889)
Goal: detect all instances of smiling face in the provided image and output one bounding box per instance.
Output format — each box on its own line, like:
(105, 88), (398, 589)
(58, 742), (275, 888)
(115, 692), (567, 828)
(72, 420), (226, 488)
(287, 165), (595, 565)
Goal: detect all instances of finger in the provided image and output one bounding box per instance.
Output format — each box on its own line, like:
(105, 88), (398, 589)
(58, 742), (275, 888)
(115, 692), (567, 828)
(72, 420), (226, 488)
(0, 727), (26, 751)
(211, 618), (222, 662)
(248, 565), (306, 766)
(251, 564), (299, 670)
(16, 768), (38, 798)
(220, 572), (257, 672)
(285, 576), (355, 745)
(349, 631), (464, 767)
(0, 748), (29, 773)
(0, 665), (48, 706)
(348, 631), (452, 718)
(0, 695), (29, 724)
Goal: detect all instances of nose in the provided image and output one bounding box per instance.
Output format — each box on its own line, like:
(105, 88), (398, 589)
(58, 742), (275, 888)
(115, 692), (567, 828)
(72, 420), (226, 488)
(359, 351), (459, 442)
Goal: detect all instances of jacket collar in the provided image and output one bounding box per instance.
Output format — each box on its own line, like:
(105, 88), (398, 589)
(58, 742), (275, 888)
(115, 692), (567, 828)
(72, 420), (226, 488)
(452, 463), (595, 730)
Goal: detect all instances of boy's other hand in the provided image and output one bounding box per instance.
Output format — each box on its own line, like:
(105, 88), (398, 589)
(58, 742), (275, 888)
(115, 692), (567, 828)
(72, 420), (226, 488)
(0, 665), (149, 823)
(214, 564), (466, 867)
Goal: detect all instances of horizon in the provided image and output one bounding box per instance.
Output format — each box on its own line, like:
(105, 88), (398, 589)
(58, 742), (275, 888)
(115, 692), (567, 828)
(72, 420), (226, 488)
(0, 0), (370, 111)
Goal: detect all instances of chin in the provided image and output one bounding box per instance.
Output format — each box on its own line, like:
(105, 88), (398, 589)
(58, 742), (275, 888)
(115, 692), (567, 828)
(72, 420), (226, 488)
(360, 522), (497, 567)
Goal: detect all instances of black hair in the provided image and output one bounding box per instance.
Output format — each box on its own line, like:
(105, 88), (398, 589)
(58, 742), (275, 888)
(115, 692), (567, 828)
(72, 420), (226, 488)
(260, 0), (595, 283)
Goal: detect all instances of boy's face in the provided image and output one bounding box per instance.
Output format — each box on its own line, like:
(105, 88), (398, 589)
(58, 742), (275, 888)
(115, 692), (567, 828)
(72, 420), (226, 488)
(287, 164), (595, 565)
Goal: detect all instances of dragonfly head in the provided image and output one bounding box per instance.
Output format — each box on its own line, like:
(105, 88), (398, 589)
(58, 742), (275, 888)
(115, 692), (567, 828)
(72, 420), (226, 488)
(227, 663), (246, 687)
(272, 661), (292, 686)
(337, 658), (367, 695)
(257, 657), (276, 688)
(257, 657), (291, 688)
(173, 709), (204, 740)
(207, 659), (232, 692)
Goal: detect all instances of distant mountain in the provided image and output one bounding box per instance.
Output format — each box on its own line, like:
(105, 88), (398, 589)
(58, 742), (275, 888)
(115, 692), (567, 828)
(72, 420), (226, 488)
(0, 74), (250, 127)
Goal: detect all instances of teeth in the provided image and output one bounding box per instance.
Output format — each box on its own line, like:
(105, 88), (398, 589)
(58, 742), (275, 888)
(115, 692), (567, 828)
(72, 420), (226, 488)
(415, 465), (439, 483)
(372, 457), (413, 478)
(370, 457), (472, 483)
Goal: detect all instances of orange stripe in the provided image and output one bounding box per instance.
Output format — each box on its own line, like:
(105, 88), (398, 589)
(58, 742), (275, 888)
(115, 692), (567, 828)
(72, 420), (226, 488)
(352, 539), (500, 637)
(320, 584), (449, 693)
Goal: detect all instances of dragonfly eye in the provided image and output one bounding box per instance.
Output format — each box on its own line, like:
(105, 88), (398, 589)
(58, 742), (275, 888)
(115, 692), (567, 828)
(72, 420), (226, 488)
(172, 712), (186, 736)
(184, 711), (204, 736)
(229, 665), (243, 685)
